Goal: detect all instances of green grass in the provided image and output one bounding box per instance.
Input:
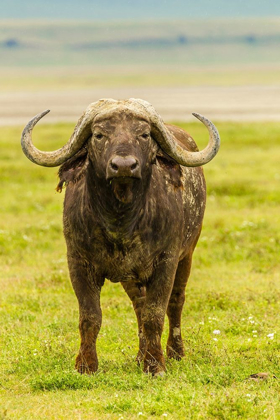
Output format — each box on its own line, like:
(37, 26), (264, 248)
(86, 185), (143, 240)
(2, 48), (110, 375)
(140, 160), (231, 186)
(0, 121), (280, 419)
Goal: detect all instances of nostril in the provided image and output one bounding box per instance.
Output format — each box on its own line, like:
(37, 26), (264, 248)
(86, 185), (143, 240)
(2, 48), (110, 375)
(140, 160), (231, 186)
(131, 162), (138, 170)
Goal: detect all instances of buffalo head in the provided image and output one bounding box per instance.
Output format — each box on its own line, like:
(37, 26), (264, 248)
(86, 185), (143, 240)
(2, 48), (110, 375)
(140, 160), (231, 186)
(88, 110), (158, 203)
(21, 98), (220, 171)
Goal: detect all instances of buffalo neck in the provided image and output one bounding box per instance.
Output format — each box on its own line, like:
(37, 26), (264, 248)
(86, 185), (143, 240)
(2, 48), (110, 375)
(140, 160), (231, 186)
(85, 161), (151, 241)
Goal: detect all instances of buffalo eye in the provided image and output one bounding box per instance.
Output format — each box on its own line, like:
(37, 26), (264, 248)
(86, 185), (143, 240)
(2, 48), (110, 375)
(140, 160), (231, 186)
(141, 133), (150, 140)
(94, 133), (104, 140)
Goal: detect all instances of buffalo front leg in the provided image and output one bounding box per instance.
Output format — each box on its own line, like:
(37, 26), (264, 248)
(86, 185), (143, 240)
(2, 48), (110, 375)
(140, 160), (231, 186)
(121, 281), (146, 362)
(68, 256), (103, 374)
(166, 253), (192, 360)
(142, 257), (178, 376)
(76, 295), (102, 374)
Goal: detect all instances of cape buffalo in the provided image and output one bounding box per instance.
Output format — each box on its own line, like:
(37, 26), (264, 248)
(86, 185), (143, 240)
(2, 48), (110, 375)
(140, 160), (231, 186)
(21, 98), (220, 376)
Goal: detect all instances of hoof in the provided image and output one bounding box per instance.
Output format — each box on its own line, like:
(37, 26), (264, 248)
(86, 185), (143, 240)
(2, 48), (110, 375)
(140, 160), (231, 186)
(154, 370), (166, 377)
(144, 356), (166, 376)
(144, 366), (166, 376)
(166, 342), (185, 360)
(75, 353), (98, 374)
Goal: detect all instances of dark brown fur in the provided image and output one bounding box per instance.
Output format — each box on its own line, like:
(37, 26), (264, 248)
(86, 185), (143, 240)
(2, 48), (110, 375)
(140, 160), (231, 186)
(58, 113), (206, 375)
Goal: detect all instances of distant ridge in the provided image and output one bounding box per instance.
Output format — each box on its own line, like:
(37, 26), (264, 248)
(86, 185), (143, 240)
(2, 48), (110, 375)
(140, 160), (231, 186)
(1, 18), (280, 68)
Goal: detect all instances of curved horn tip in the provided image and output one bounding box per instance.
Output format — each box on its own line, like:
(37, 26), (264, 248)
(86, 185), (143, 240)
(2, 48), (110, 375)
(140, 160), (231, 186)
(31, 109), (51, 123)
(40, 109), (51, 118)
(192, 112), (204, 122)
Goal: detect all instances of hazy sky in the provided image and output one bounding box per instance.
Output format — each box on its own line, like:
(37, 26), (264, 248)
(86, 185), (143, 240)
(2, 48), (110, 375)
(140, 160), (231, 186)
(2, 0), (280, 20)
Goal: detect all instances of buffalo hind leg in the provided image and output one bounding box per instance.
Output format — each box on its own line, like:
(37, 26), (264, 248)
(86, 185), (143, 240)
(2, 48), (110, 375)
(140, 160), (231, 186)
(166, 253), (192, 360)
(68, 255), (103, 374)
(121, 281), (146, 362)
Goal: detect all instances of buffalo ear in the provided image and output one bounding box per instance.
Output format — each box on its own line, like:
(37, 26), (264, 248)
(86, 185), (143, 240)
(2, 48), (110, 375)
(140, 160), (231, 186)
(56, 147), (88, 192)
(156, 147), (183, 188)
(156, 146), (178, 167)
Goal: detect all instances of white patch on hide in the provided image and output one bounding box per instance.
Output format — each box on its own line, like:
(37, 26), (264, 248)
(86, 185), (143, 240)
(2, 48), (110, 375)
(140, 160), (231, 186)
(173, 327), (181, 337)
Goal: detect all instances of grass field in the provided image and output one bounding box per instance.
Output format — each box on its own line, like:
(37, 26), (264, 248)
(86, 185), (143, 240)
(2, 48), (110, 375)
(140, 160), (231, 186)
(0, 121), (280, 419)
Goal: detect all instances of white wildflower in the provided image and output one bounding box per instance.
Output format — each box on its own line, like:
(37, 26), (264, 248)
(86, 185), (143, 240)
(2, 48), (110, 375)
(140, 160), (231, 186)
(213, 330), (221, 335)
(246, 393), (252, 402)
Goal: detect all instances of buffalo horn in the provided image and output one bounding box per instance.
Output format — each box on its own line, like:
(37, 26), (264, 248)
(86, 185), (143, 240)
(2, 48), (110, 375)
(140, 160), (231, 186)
(130, 98), (220, 167)
(21, 98), (220, 168)
(20, 100), (114, 167)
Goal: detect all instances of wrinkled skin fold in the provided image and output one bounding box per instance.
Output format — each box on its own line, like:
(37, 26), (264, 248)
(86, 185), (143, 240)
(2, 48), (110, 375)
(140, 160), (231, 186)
(21, 99), (220, 375)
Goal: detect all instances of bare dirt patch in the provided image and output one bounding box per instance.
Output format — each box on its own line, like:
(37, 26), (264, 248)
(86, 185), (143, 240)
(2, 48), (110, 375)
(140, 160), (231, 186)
(2, 85), (280, 126)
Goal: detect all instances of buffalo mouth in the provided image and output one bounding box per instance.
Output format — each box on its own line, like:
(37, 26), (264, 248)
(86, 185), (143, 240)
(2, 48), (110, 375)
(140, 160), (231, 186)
(110, 177), (139, 204)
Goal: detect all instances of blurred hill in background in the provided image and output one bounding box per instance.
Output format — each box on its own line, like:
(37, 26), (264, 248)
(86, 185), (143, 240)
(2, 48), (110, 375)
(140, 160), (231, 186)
(1, 18), (280, 124)
(1, 18), (280, 89)
(1, 18), (280, 68)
